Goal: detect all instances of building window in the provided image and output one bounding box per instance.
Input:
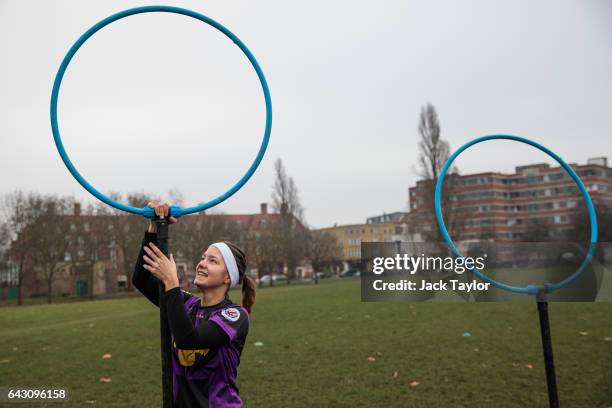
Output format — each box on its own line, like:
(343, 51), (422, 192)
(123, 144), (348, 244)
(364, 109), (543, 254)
(348, 248), (361, 257)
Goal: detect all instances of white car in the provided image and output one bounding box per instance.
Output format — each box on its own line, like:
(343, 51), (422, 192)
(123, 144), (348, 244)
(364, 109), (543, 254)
(258, 274), (287, 284)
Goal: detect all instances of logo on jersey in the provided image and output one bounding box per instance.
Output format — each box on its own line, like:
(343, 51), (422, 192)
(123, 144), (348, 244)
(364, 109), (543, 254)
(221, 307), (240, 322)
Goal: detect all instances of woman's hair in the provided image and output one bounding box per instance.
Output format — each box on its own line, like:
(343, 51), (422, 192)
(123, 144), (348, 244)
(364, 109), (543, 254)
(223, 241), (256, 314)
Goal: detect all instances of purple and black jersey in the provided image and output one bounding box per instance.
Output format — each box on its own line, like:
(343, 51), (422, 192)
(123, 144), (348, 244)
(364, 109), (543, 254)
(169, 290), (249, 408)
(132, 231), (250, 408)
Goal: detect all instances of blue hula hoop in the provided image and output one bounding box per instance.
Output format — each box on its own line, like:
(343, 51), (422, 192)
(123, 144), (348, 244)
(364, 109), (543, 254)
(50, 5), (272, 219)
(434, 134), (598, 295)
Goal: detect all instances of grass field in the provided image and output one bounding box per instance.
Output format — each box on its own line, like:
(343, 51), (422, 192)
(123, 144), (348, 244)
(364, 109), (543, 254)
(1, 278), (611, 407)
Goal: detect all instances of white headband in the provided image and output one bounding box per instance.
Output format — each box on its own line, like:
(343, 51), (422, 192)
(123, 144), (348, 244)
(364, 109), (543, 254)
(210, 242), (239, 289)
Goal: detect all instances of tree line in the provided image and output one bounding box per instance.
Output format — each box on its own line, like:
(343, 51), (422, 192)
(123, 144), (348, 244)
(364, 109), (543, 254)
(0, 159), (342, 305)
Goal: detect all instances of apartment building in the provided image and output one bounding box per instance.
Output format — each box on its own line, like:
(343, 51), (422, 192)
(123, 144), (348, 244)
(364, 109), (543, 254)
(409, 157), (612, 241)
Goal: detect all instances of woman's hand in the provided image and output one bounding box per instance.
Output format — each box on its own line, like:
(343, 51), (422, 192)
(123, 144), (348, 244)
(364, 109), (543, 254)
(143, 242), (180, 291)
(147, 201), (178, 233)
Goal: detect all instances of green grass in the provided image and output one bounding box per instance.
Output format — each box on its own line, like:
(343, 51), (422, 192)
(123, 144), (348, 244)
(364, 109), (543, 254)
(1, 279), (611, 407)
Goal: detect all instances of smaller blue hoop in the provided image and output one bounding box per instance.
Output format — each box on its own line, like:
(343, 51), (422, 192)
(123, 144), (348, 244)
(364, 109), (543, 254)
(434, 135), (598, 294)
(50, 6), (272, 219)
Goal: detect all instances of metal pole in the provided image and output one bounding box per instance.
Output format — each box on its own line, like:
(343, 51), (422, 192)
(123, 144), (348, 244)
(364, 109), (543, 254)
(156, 216), (173, 408)
(536, 289), (559, 408)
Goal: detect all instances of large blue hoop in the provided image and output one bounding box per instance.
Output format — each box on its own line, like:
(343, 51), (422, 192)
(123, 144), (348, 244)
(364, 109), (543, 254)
(434, 135), (598, 295)
(50, 5), (272, 219)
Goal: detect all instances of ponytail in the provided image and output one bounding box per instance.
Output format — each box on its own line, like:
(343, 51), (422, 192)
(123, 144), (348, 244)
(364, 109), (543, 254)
(223, 241), (256, 314)
(241, 275), (256, 314)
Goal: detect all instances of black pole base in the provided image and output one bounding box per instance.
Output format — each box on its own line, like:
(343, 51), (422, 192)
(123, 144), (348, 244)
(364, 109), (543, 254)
(536, 289), (559, 408)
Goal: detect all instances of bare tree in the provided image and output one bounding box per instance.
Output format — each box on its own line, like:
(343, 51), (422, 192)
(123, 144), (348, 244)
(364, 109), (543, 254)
(250, 223), (284, 288)
(1, 192), (48, 305)
(272, 158), (304, 222)
(270, 158), (307, 284)
(0, 222), (9, 263)
(166, 188), (185, 207)
(28, 196), (74, 303)
(306, 231), (342, 284)
(418, 103), (448, 182)
(96, 191), (157, 292)
(565, 200), (612, 243)
(522, 217), (554, 242)
(415, 103), (460, 241)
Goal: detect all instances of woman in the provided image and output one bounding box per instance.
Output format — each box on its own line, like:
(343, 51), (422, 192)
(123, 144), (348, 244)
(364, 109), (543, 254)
(132, 202), (256, 408)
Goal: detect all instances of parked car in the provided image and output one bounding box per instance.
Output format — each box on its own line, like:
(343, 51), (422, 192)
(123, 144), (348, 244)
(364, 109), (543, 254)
(340, 269), (361, 278)
(314, 272), (328, 279)
(258, 274), (288, 284)
(274, 274), (287, 282)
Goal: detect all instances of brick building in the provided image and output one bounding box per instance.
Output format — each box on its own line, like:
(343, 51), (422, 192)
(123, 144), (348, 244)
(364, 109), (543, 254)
(408, 157), (612, 241)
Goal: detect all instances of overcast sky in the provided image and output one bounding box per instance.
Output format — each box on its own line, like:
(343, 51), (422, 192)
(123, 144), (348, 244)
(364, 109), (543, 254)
(1, 0), (610, 228)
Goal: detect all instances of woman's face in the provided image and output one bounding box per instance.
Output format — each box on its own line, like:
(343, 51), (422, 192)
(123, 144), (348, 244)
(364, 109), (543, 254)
(193, 246), (230, 289)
